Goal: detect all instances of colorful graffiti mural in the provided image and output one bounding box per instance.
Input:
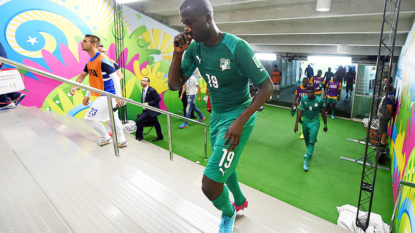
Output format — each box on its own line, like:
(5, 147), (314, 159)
(391, 21), (415, 232)
(0, 0), (188, 120)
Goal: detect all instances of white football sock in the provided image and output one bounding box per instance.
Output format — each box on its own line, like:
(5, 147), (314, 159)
(86, 119), (110, 139)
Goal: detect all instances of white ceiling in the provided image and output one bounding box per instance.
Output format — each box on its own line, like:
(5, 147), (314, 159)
(125, 0), (415, 61)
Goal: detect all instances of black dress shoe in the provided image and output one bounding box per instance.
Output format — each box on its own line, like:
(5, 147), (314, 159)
(152, 137), (163, 142)
(136, 137), (144, 141)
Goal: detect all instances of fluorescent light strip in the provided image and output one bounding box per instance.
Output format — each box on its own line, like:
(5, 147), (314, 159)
(308, 56), (351, 64)
(256, 53), (276, 61)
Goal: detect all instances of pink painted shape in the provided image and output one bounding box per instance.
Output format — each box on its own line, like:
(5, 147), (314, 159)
(107, 44), (116, 61)
(106, 44), (146, 74)
(22, 42), (90, 108)
(125, 54), (139, 74)
(159, 91), (168, 111)
(393, 167), (400, 200)
(140, 61), (149, 71)
(402, 108), (415, 169)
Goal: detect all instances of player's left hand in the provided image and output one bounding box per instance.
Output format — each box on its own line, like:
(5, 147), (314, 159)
(116, 99), (124, 108)
(198, 96), (201, 102)
(83, 97), (90, 106)
(223, 120), (244, 152)
(294, 124), (298, 133)
(323, 127), (328, 132)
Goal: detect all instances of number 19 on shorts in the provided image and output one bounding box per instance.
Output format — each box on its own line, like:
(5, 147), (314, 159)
(219, 149), (235, 168)
(206, 74), (219, 88)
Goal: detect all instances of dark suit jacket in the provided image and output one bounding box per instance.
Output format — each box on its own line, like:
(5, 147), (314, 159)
(142, 86), (161, 118)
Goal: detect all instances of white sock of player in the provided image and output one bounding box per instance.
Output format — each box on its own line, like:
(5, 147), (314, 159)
(113, 115), (126, 142)
(86, 118), (111, 139)
(106, 121), (112, 134)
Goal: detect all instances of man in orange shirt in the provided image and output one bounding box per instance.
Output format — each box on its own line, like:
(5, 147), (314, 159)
(271, 65), (282, 101)
(70, 34), (127, 148)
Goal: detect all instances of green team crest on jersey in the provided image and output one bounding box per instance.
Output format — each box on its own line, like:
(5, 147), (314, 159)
(220, 58), (231, 71)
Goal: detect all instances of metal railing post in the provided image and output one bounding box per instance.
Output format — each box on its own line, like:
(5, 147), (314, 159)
(107, 96), (119, 157)
(167, 114), (173, 161)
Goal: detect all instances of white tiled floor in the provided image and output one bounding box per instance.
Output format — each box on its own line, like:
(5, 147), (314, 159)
(0, 106), (351, 233)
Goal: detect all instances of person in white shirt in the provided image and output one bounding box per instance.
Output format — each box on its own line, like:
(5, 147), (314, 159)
(179, 75), (206, 128)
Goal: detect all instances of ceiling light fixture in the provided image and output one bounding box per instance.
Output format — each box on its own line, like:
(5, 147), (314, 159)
(316, 0), (331, 11)
(255, 53), (276, 61)
(308, 56), (351, 64)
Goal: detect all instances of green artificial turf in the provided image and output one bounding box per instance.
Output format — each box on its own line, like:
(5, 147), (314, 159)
(136, 105), (394, 224)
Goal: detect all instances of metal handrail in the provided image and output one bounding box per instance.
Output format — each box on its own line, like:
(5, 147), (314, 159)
(0, 56), (208, 160)
(389, 180), (415, 232)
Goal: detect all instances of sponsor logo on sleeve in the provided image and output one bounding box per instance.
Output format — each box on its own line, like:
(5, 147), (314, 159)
(252, 54), (264, 69)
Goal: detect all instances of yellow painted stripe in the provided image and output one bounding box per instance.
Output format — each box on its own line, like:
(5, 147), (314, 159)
(97, 0), (110, 27)
(102, 6), (115, 26)
(152, 29), (161, 50)
(14, 19), (24, 24)
(160, 33), (173, 51)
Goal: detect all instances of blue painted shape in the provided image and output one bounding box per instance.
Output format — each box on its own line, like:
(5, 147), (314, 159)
(397, 197), (415, 232)
(67, 102), (93, 116)
(0, 0), (92, 69)
(24, 71), (40, 81)
(15, 20), (68, 62)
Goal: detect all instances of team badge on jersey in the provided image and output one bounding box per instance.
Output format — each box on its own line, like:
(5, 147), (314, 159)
(314, 103), (318, 107)
(220, 58), (230, 71)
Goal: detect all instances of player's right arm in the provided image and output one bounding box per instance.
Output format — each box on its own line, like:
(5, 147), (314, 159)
(294, 109), (303, 133)
(70, 70), (88, 95)
(292, 90), (298, 108)
(168, 30), (193, 91)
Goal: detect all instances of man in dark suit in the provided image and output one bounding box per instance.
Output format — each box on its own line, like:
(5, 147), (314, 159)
(135, 77), (163, 142)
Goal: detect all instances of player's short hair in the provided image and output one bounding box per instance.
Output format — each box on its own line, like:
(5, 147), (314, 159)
(273, 65), (278, 68)
(85, 34), (100, 48)
(180, 0), (213, 16)
(306, 86), (315, 92)
(143, 77), (150, 83)
(302, 77), (308, 81)
(98, 44), (104, 48)
(318, 69), (322, 73)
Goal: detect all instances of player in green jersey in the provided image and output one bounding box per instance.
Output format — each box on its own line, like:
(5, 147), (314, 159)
(294, 86), (328, 171)
(168, 0), (273, 232)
